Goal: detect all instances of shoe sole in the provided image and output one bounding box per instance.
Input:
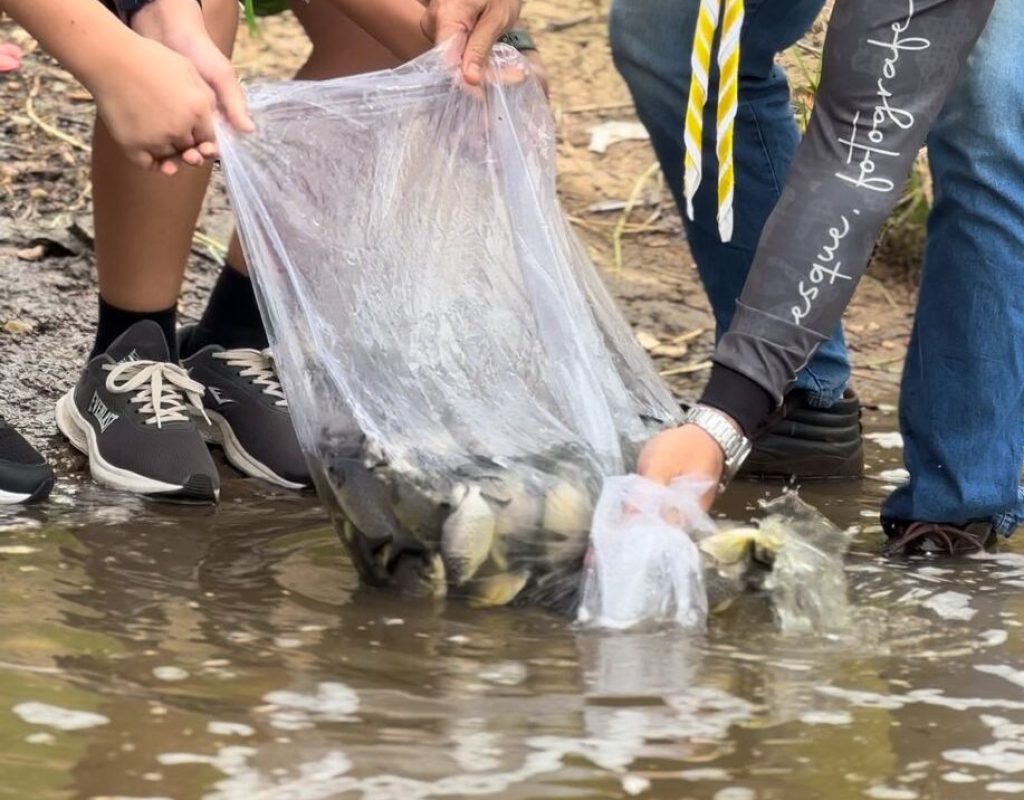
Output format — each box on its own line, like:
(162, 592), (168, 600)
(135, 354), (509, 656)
(198, 409), (307, 490)
(737, 448), (865, 482)
(56, 391), (219, 503)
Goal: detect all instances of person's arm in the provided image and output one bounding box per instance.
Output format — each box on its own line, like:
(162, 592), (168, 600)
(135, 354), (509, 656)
(127, 0), (253, 138)
(639, 0), (997, 502)
(2, 0), (220, 172)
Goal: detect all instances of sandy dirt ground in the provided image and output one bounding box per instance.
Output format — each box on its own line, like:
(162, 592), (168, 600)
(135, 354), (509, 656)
(0, 1), (916, 472)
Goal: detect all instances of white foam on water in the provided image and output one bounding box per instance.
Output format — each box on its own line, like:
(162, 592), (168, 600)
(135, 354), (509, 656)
(273, 638), (302, 649)
(922, 592), (977, 621)
(25, 732), (55, 745)
(208, 722), (256, 738)
(917, 567), (954, 578)
(713, 789), (755, 800)
(621, 775), (650, 796)
(876, 469), (909, 484)
(800, 710), (853, 726)
(866, 432), (903, 449)
(383, 618), (405, 626)
(818, 686), (1024, 713)
(944, 715), (1024, 774)
(976, 665), (1024, 689)
(0, 545), (38, 554)
(13, 702), (109, 730)
(479, 662), (528, 686)
(864, 787), (917, 800)
(988, 782), (1024, 794)
(942, 772), (977, 783)
(261, 682), (359, 731)
(152, 666), (189, 682)
(679, 768), (730, 781)
(450, 721), (502, 773)
(980, 631), (1009, 647)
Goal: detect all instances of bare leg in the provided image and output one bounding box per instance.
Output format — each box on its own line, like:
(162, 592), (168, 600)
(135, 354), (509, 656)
(224, 0), (399, 272)
(91, 0), (239, 316)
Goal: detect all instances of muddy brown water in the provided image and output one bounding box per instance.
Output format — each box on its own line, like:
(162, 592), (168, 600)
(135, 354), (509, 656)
(1, 408), (1023, 800)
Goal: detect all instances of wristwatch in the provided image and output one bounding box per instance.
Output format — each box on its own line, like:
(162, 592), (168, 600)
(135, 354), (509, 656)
(682, 404), (752, 490)
(497, 29), (537, 52)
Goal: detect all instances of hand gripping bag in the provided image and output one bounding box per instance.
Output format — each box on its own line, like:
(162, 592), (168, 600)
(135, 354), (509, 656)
(218, 45), (681, 610)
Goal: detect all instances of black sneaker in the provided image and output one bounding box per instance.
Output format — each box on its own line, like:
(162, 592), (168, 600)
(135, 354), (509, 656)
(0, 418), (54, 504)
(179, 325), (310, 490)
(737, 389), (864, 481)
(882, 519), (997, 556)
(55, 321), (219, 503)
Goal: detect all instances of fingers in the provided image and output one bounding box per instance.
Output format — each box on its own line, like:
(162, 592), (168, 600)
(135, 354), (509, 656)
(205, 60), (255, 133)
(180, 147), (206, 167)
(192, 113), (219, 157)
(462, 6), (513, 85)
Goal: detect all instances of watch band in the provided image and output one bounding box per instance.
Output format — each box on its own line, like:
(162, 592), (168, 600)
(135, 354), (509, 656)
(497, 29), (537, 52)
(682, 404), (753, 490)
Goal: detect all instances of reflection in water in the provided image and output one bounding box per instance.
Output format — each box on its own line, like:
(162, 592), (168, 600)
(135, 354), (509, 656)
(0, 411), (1023, 798)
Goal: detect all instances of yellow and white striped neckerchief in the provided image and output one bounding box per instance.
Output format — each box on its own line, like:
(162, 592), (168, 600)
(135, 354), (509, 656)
(683, 0), (745, 243)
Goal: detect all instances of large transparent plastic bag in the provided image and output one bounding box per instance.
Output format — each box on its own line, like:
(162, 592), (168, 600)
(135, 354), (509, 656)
(218, 45), (681, 609)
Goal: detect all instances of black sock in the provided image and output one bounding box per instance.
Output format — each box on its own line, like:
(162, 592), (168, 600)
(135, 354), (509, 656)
(91, 297), (178, 362)
(184, 264), (269, 356)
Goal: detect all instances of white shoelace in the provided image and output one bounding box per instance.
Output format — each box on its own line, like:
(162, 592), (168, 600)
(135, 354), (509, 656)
(214, 348), (288, 407)
(103, 360), (209, 428)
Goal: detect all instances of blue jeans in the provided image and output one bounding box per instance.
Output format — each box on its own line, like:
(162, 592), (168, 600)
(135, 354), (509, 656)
(613, 0), (1024, 530)
(610, 0), (849, 407)
(882, 0), (1024, 533)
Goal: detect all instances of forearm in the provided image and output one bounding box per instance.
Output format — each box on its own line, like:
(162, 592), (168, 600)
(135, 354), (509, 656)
(704, 0), (995, 436)
(1, 0), (137, 93)
(322, 0), (431, 61)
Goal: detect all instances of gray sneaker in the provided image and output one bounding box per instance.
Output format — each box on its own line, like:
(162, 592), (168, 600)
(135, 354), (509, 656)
(179, 326), (310, 490)
(55, 320), (219, 503)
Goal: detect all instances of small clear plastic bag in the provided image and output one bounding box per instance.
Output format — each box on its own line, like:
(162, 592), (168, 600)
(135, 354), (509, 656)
(577, 476), (715, 630)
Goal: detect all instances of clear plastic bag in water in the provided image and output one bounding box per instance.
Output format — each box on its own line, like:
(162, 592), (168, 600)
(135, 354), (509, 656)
(577, 476), (714, 630)
(218, 44), (681, 609)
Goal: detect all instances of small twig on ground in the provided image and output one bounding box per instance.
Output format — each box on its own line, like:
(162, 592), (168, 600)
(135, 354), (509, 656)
(192, 231), (227, 264)
(659, 360), (712, 377)
(672, 328), (706, 344)
(857, 354), (905, 369)
(851, 369), (901, 385)
(863, 274), (899, 309)
(614, 161), (662, 271)
(546, 14), (593, 32)
(562, 101), (637, 115)
(25, 76), (88, 153)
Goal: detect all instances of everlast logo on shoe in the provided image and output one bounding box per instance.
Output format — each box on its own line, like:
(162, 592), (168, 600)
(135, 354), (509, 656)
(88, 391), (119, 433)
(120, 349), (141, 363)
(208, 386), (235, 406)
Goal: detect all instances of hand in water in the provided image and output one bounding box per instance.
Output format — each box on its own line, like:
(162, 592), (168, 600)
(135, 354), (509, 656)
(636, 424), (726, 512)
(420, 0), (521, 85)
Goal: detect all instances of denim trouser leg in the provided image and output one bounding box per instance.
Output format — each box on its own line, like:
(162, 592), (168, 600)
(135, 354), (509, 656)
(882, 0), (1024, 534)
(609, 0), (849, 406)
